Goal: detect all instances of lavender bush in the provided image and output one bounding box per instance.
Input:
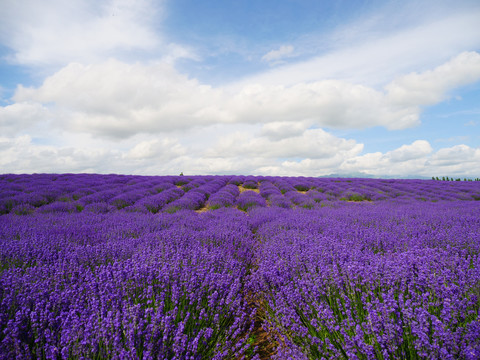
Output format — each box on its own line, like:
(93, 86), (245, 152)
(250, 202), (480, 359)
(0, 210), (256, 359)
(236, 191), (267, 212)
(207, 184), (240, 209)
(1, 174), (479, 359)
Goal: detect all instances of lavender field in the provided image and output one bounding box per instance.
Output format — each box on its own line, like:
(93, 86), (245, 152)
(1, 174), (480, 359)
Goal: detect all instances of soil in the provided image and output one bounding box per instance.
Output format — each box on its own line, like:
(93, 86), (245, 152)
(240, 291), (280, 359)
(238, 185), (260, 193)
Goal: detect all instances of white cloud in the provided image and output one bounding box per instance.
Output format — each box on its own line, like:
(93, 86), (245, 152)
(387, 140), (433, 162)
(125, 138), (185, 160)
(0, 135), (113, 173)
(428, 144), (480, 168)
(0, 102), (50, 136)
(261, 45), (294, 63)
(260, 121), (312, 140)
(232, 140), (477, 178)
(1, 1), (479, 178)
(204, 130), (363, 176)
(206, 128), (363, 160)
(340, 141), (433, 176)
(13, 60), (224, 138)
(386, 52), (480, 107)
(0, 134), (186, 174)
(1, 131), (479, 178)
(0, 0), (162, 67)
(11, 52), (480, 139)
(235, 9), (480, 88)
(338, 140), (480, 177)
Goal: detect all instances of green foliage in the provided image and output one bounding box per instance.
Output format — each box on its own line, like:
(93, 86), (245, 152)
(237, 202), (259, 212)
(340, 193), (370, 202)
(244, 335), (257, 358)
(433, 176), (479, 182)
(111, 199), (129, 209)
(294, 185), (310, 192)
(182, 185), (193, 192)
(266, 270), (478, 360)
(302, 203), (314, 209)
(13, 205), (34, 215)
(165, 206), (181, 214)
(174, 180), (189, 186)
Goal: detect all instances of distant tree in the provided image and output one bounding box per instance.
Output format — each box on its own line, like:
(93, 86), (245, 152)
(442, 176), (445, 181)
(179, 172), (184, 176)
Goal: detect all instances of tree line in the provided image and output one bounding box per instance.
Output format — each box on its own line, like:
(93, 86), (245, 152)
(431, 176), (480, 181)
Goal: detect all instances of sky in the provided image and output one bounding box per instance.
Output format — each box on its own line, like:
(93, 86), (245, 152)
(1, 0), (480, 178)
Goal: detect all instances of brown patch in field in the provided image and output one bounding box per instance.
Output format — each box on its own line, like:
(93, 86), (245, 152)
(235, 291), (280, 360)
(195, 205), (210, 213)
(238, 185), (260, 193)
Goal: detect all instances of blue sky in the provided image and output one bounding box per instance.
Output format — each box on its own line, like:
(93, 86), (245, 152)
(0, 0), (479, 177)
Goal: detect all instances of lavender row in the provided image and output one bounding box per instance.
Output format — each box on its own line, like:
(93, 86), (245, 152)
(249, 202), (480, 359)
(2, 174), (480, 215)
(0, 209), (257, 359)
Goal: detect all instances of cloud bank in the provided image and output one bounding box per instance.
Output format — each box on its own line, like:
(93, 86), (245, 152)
(1, 0), (479, 177)
(8, 52), (480, 140)
(0, 0), (161, 67)
(262, 45), (294, 64)
(1, 133), (479, 178)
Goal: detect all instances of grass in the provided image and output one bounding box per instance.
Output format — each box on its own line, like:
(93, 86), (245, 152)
(340, 193), (371, 202)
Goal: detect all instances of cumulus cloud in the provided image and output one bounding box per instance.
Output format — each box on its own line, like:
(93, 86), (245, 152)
(428, 144), (480, 169)
(0, 135), (114, 173)
(1, 1), (478, 180)
(125, 138), (185, 160)
(337, 140), (480, 177)
(238, 8), (480, 88)
(339, 140), (433, 176)
(0, 135), (186, 174)
(387, 140), (433, 162)
(260, 121), (312, 140)
(1, 130), (479, 177)
(13, 60), (224, 138)
(0, 102), (50, 136)
(206, 128), (363, 160)
(261, 45), (294, 63)
(11, 52), (480, 139)
(0, 0), (161, 67)
(386, 51), (480, 107)
(199, 137), (479, 177)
